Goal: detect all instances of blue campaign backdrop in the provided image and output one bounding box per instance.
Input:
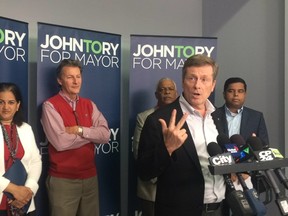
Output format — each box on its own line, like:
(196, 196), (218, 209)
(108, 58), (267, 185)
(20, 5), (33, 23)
(36, 23), (121, 216)
(129, 35), (217, 216)
(0, 17), (28, 118)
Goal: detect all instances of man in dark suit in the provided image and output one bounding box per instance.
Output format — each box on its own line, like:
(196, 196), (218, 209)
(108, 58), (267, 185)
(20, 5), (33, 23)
(212, 77), (270, 199)
(212, 77), (269, 146)
(133, 77), (178, 216)
(137, 54), (227, 216)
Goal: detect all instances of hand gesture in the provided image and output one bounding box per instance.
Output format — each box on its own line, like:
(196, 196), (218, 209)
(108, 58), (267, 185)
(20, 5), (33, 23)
(159, 109), (189, 156)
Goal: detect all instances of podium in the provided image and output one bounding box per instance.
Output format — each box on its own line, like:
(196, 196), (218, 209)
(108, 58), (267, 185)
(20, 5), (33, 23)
(208, 158), (288, 175)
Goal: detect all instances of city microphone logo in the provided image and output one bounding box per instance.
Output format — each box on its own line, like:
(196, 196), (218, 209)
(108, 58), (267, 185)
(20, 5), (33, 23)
(209, 153), (235, 166)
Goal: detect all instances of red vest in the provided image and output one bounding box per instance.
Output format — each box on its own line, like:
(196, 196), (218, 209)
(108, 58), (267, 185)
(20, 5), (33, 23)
(47, 94), (96, 179)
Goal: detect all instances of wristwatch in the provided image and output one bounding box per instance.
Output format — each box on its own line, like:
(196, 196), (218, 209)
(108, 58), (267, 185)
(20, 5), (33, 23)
(78, 126), (83, 136)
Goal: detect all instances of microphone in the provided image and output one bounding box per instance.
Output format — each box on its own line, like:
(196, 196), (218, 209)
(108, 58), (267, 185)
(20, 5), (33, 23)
(217, 134), (241, 159)
(230, 134), (254, 163)
(249, 137), (288, 215)
(251, 142), (288, 190)
(235, 137), (272, 205)
(207, 142), (254, 216)
(274, 168), (288, 191)
(248, 138), (288, 188)
(217, 134), (253, 163)
(246, 137), (273, 162)
(217, 134), (267, 216)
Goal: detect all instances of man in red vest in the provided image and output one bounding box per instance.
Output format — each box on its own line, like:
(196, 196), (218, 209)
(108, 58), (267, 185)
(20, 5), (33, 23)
(41, 59), (110, 216)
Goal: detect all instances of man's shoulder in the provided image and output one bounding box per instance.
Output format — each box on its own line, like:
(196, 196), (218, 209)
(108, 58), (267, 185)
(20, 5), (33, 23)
(211, 105), (225, 115)
(136, 107), (156, 120)
(214, 104), (225, 110)
(79, 96), (93, 103)
(150, 100), (180, 118)
(45, 93), (61, 102)
(243, 106), (263, 115)
(138, 107), (156, 115)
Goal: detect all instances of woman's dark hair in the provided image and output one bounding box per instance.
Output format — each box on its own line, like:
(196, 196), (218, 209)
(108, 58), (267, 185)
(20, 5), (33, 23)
(0, 82), (25, 126)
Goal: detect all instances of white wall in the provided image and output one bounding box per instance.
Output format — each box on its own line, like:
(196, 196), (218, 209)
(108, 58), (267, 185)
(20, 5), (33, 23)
(203, 1), (284, 214)
(204, 0), (284, 153)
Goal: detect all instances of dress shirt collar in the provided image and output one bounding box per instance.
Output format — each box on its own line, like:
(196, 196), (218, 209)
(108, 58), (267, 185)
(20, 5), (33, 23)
(59, 90), (79, 111)
(179, 93), (215, 116)
(224, 105), (243, 117)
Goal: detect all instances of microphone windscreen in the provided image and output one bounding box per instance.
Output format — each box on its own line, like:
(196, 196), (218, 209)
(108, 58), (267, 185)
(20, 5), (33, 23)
(230, 134), (246, 147)
(217, 134), (230, 148)
(247, 137), (263, 151)
(207, 142), (222, 157)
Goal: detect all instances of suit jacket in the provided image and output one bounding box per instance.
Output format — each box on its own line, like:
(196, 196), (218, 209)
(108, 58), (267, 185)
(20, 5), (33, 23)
(133, 107), (157, 160)
(137, 98), (223, 216)
(133, 107), (157, 201)
(211, 105), (269, 146)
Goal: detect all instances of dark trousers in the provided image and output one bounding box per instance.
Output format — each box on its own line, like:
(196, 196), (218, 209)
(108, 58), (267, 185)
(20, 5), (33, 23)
(201, 202), (225, 216)
(139, 198), (155, 216)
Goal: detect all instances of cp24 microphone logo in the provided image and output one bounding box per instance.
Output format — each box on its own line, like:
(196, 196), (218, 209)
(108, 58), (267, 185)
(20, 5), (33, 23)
(209, 153), (235, 166)
(257, 150), (274, 161)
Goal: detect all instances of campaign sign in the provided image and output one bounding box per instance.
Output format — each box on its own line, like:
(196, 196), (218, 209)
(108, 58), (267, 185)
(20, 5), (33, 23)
(0, 17), (28, 117)
(37, 23), (121, 216)
(129, 35), (217, 215)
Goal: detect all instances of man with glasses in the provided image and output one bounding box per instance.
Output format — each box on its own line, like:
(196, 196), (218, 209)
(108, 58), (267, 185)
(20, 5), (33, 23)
(212, 77), (269, 202)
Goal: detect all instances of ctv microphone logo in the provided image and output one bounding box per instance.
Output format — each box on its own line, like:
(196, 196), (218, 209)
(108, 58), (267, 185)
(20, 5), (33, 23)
(209, 153), (235, 166)
(257, 150), (274, 161)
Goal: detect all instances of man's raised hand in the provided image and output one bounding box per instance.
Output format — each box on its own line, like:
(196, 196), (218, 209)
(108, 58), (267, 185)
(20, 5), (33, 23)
(159, 109), (188, 155)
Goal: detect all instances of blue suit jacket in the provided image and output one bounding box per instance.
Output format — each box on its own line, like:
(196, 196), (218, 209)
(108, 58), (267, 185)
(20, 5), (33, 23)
(211, 105), (269, 146)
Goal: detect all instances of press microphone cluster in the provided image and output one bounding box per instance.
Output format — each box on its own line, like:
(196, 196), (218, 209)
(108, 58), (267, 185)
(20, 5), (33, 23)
(207, 142), (254, 216)
(218, 134), (254, 163)
(247, 137), (288, 190)
(227, 135), (273, 205)
(216, 134), (267, 216)
(247, 137), (288, 215)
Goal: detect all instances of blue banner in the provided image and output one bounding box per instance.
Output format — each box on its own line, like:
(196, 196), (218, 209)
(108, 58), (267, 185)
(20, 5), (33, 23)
(129, 35), (217, 215)
(0, 17), (28, 117)
(37, 23), (121, 216)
